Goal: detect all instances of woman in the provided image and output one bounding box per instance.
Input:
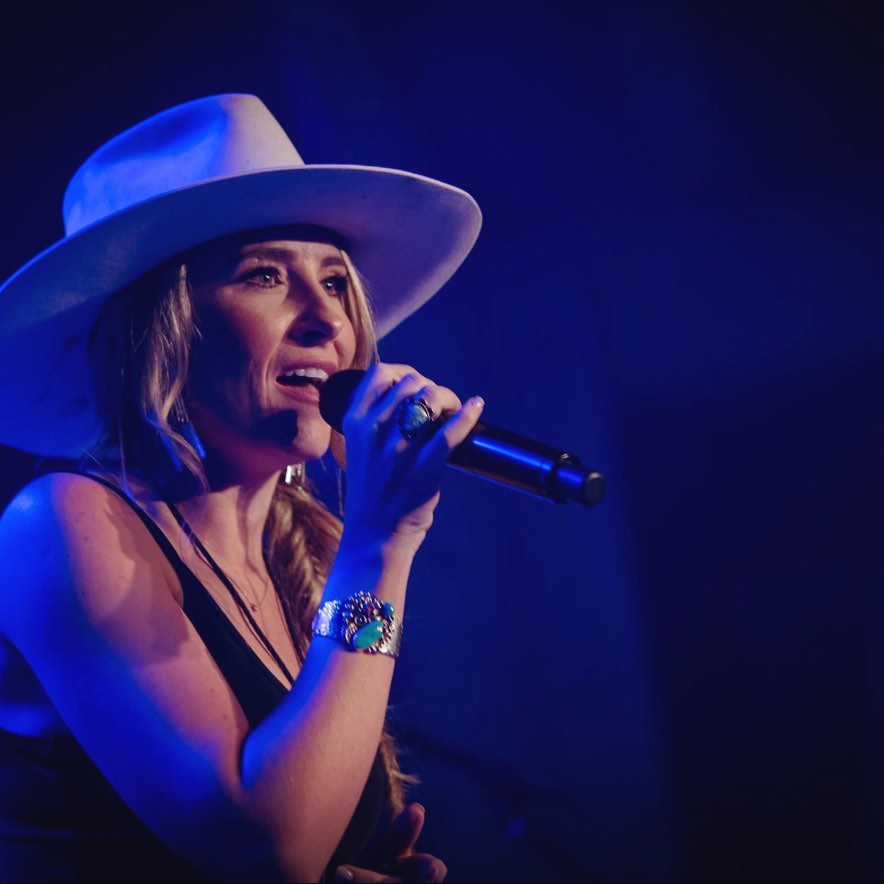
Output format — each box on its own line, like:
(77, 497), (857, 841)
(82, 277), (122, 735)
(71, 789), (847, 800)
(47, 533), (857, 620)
(0, 94), (483, 881)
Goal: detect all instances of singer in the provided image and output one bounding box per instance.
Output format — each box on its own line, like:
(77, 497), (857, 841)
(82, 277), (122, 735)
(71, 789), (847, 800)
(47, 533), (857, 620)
(0, 94), (483, 882)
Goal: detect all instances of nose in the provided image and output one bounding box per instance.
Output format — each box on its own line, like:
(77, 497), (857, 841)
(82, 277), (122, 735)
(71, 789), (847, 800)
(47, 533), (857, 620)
(288, 287), (345, 346)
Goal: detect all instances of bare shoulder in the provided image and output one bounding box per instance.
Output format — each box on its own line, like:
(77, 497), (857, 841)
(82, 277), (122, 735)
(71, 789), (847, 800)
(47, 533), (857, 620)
(0, 470), (155, 566)
(1, 470), (133, 529)
(0, 472), (181, 642)
(0, 471), (117, 562)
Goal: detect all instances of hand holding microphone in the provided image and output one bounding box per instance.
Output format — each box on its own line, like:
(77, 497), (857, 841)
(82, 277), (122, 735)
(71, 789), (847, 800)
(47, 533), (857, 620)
(320, 369), (605, 506)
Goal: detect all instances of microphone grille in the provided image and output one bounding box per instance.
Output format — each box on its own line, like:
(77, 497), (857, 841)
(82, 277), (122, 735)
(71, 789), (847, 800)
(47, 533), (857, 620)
(318, 369), (367, 432)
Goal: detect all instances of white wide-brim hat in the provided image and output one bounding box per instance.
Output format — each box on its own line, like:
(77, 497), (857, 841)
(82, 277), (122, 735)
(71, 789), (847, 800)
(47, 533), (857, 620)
(0, 93), (482, 458)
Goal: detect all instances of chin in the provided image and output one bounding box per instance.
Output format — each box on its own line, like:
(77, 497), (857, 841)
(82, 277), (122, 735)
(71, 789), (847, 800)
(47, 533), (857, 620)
(285, 426), (333, 464)
(252, 408), (331, 464)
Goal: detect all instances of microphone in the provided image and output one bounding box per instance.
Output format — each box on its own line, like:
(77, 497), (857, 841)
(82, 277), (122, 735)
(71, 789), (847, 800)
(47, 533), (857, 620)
(319, 369), (605, 506)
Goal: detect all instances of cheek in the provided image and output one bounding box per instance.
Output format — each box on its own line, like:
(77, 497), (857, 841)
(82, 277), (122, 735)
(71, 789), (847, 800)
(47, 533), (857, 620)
(195, 302), (274, 364)
(340, 314), (359, 367)
(189, 307), (276, 399)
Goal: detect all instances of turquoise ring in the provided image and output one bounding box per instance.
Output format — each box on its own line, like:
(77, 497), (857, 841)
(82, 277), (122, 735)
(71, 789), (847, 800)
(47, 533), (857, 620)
(393, 396), (436, 440)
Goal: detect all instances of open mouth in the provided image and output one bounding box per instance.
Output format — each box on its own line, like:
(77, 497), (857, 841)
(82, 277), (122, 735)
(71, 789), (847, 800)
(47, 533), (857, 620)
(276, 367), (330, 392)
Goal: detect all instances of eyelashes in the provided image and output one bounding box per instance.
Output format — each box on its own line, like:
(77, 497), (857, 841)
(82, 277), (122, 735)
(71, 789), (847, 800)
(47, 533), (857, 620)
(242, 266), (282, 287)
(240, 265), (349, 297)
(321, 275), (349, 297)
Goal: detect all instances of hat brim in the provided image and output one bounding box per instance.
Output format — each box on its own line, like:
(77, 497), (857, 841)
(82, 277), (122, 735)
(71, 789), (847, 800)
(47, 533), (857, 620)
(0, 165), (481, 457)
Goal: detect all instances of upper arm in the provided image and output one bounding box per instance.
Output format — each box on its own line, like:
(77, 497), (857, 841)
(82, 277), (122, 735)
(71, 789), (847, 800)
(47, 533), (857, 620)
(0, 474), (274, 877)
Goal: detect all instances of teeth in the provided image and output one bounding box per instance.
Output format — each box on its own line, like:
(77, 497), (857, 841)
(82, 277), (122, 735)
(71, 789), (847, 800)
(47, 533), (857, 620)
(280, 367), (330, 381)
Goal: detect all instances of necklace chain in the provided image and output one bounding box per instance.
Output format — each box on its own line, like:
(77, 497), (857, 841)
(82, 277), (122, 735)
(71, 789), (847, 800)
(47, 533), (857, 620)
(227, 570), (270, 613)
(166, 502), (295, 686)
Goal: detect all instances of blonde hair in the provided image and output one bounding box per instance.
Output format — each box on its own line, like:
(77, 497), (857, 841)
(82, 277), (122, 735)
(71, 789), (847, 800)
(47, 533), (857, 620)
(88, 237), (414, 817)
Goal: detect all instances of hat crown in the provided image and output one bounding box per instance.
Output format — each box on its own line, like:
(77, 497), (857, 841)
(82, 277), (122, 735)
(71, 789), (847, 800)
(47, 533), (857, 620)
(62, 94), (304, 235)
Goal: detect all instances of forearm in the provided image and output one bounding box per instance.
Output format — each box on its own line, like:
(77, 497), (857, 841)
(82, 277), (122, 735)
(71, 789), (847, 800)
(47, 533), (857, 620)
(239, 536), (417, 880)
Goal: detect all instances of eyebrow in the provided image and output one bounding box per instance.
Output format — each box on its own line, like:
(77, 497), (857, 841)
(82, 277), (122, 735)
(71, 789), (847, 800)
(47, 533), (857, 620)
(320, 255), (347, 269)
(238, 246), (347, 269)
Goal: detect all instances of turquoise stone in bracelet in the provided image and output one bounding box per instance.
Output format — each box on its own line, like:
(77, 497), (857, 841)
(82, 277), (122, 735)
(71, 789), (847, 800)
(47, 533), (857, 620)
(354, 620), (386, 649)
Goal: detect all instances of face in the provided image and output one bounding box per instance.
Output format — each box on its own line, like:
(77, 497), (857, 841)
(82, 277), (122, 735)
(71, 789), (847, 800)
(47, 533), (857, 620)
(184, 229), (358, 478)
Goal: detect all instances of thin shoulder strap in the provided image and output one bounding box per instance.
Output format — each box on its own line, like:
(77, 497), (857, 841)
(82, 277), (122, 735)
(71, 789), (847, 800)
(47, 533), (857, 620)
(165, 500), (295, 685)
(57, 470), (296, 687)
(47, 470), (296, 715)
(51, 470), (194, 581)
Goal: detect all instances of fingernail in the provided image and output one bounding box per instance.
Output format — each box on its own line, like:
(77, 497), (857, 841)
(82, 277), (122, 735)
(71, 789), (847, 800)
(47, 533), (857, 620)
(336, 866), (355, 881)
(469, 396), (485, 409)
(427, 863), (442, 883)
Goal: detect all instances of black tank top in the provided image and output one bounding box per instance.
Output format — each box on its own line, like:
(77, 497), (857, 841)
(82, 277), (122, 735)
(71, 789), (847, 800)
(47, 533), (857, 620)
(0, 472), (387, 882)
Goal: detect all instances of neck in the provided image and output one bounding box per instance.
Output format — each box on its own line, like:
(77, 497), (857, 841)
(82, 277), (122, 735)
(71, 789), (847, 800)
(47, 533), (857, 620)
(172, 470), (282, 579)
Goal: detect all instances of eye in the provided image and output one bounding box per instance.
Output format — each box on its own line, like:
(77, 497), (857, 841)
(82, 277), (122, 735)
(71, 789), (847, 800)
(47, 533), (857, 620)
(242, 265), (284, 287)
(322, 274), (349, 297)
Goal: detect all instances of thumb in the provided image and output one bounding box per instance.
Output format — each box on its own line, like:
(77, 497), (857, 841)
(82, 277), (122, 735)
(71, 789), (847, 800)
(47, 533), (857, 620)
(335, 864), (400, 883)
(389, 802), (426, 856)
(356, 802), (427, 869)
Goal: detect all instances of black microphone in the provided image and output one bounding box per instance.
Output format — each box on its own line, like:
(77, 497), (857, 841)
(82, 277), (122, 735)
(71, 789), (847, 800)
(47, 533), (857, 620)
(319, 369), (605, 506)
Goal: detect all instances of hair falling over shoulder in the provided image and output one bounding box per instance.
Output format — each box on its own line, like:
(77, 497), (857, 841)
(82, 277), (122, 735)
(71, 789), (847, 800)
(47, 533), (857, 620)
(86, 245), (414, 818)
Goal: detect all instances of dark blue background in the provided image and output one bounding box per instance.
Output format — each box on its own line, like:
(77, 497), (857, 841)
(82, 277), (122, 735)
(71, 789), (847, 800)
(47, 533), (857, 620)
(2, 2), (882, 880)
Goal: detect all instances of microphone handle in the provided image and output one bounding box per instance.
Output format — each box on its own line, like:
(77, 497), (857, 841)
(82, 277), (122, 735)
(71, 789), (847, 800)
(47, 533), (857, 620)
(450, 421), (606, 506)
(318, 369), (605, 506)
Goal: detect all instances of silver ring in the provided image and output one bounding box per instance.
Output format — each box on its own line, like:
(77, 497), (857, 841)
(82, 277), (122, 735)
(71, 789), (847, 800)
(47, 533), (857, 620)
(393, 396), (435, 440)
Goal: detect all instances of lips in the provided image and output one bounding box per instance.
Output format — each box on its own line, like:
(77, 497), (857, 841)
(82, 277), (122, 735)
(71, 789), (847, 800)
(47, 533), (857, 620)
(274, 366), (335, 408)
(276, 366), (331, 390)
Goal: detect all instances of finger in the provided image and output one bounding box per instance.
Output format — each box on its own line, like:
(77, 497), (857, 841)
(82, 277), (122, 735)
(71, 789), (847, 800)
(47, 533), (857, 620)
(335, 864), (400, 883)
(345, 364), (421, 421)
(359, 801), (425, 867)
(370, 373), (433, 425)
(408, 385), (462, 423)
(394, 396), (461, 456)
(391, 852), (448, 883)
(377, 386), (464, 452)
(423, 395), (485, 461)
(388, 801), (426, 855)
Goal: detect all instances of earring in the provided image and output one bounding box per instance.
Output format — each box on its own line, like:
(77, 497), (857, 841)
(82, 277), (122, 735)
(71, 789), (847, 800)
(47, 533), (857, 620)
(172, 397), (206, 459)
(283, 463), (305, 486)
